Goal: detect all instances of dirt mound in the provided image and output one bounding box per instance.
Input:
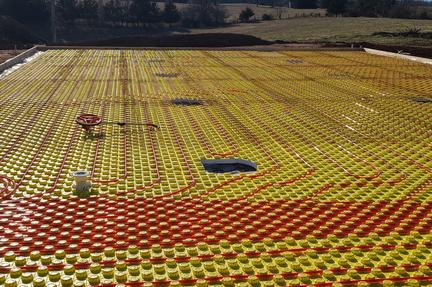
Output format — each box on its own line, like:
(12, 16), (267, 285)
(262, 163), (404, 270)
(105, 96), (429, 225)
(0, 16), (42, 49)
(0, 50), (24, 64)
(56, 33), (272, 47)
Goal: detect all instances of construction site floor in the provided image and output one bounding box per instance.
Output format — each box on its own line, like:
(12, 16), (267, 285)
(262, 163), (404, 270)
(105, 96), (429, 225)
(0, 49), (431, 287)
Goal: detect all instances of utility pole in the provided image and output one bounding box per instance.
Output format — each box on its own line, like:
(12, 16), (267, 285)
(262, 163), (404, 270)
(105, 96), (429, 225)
(51, 0), (57, 44)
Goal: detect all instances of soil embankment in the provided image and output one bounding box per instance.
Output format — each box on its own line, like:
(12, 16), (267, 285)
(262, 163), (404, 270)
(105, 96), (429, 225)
(52, 33), (273, 47)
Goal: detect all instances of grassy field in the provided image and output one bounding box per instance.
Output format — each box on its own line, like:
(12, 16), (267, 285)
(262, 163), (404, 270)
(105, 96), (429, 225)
(190, 17), (432, 46)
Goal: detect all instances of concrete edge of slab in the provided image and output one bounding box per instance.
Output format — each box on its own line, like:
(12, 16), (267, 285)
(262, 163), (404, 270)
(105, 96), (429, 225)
(0, 46), (40, 73)
(0, 44), (365, 75)
(364, 48), (432, 65)
(37, 45), (364, 52)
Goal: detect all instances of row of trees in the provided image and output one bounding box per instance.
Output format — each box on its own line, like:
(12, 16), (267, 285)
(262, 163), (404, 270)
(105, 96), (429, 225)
(0, 0), (49, 24)
(0, 0), (231, 28)
(57, 0), (98, 22)
(102, 0), (227, 27)
(100, 0), (164, 26)
(0, 0), (183, 26)
(1, 0), (429, 28)
(322, 0), (430, 18)
(252, 0), (429, 16)
(60, 0), (183, 26)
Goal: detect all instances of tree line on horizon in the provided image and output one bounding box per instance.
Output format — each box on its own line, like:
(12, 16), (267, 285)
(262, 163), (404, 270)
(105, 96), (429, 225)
(0, 0), (430, 28)
(321, 0), (431, 18)
(0, 0), (183, 26)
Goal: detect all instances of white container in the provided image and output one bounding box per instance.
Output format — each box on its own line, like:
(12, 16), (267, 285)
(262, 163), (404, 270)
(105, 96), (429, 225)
(71, 170), (92, 192)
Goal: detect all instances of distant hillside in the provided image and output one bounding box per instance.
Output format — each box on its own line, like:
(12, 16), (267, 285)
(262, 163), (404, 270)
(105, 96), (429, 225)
(0, 15), (42, 48)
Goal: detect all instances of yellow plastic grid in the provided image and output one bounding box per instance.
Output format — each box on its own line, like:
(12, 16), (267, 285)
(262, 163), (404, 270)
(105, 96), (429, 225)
(0, 49), (431, 287)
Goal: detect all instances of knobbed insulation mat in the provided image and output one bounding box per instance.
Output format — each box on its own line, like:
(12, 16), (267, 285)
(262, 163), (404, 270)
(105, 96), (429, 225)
(0, 49), (431, 287)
